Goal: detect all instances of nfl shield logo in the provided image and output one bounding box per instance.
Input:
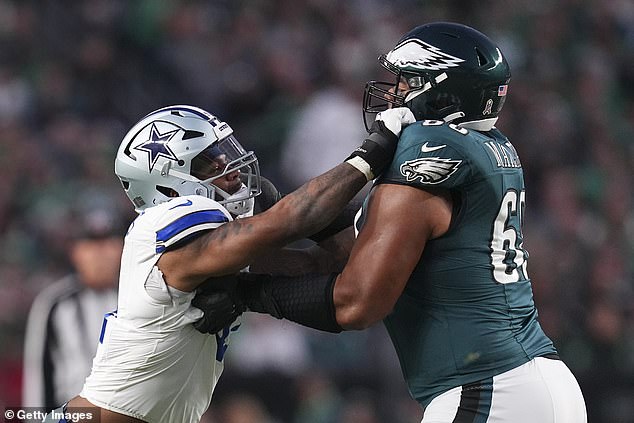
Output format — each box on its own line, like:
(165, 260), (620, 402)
(498, 85), (508, 96)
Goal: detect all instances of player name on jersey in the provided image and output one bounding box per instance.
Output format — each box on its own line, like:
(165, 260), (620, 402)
(484, 141), (522, 168)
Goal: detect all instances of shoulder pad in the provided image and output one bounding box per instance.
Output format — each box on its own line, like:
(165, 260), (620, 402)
(140, 196), (233, 253)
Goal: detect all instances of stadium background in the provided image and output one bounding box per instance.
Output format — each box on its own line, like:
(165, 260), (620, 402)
(0, 0), (632, 422)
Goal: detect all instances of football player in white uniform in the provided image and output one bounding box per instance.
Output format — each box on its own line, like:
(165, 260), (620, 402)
(44, 104), (414, 422)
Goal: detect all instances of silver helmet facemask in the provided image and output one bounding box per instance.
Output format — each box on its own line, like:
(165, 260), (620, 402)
(188, 134), (261, 216)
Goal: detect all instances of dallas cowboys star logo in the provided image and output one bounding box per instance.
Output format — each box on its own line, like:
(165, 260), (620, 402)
(134, 123), (180, 172)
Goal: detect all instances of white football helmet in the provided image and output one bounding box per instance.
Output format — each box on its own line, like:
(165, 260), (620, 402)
(115, 105), (261, 214)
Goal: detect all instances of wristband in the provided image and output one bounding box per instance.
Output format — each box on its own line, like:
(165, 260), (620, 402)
(345, 156), (374, 181)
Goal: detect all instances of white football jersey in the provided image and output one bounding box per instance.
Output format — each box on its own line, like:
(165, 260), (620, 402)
(80, 195), (241, 422)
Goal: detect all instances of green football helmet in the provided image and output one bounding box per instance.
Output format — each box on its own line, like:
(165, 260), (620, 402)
(363, 22), (511, 131)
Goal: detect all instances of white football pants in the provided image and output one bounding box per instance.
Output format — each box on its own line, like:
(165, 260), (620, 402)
(421, 357), (587, 423)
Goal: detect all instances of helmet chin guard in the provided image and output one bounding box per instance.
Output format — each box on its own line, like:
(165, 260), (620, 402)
(115, 105), (261, 214)
(218, 185), (256, 216)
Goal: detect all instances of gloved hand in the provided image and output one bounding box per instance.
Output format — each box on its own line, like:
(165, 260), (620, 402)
(192, 275), (246, 334)
(346, 107), (415, 180)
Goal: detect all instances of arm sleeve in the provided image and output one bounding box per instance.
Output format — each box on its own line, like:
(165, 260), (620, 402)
(240, 272), (342, 333)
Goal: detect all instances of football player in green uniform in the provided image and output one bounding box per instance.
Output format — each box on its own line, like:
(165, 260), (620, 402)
(196, 22), (587, 422)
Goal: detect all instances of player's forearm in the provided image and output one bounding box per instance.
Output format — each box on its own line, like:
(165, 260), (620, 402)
(273, 108), (415, 241)
(310, 227), (354, 273)
(249, 229), (351, 275)
(274, 163), (367, 243)
(164, 166), (364, 285)
(308, 198), (363, 243)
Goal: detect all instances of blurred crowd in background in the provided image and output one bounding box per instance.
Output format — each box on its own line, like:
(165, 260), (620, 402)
(0, 0), (633, 422)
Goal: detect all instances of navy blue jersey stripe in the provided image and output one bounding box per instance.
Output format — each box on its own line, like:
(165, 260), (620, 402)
(156, 210), (229, 244)
(99, 310), (117, 344)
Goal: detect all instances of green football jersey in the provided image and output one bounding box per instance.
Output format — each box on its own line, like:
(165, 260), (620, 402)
(357, 120), (556, 407)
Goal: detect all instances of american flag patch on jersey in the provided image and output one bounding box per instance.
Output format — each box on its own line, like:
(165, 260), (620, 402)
(498, 84), (508, 96)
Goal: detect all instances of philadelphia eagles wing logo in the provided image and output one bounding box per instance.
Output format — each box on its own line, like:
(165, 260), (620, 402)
(386, 39), (465, 71)
(400, 157), (462, 184)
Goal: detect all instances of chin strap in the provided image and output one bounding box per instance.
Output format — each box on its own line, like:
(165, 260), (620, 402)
(443, 111), (465, 122)
(441, 111), (498, 132)
(458, 117), (498, 131)
(215, 183), (255, 216)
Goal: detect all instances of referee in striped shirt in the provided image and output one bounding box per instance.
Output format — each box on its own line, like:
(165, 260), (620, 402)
(22, 206), (126, 412)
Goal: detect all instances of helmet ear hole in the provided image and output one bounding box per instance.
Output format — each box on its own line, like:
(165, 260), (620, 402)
(182, 130), (204, 140)
(156, 185), (178, 198)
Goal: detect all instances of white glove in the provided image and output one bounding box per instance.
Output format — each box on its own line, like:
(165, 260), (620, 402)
(375, 107), (416, 138)
(346, 107), (416, 180)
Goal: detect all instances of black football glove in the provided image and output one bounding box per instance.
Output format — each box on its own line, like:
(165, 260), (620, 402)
(346, 107), (415, 180)
(192, 275), (246, 334)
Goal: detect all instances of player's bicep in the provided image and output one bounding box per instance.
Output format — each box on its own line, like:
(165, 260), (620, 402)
(334, 183), (451, 328)
(158, 212), (288, 291)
